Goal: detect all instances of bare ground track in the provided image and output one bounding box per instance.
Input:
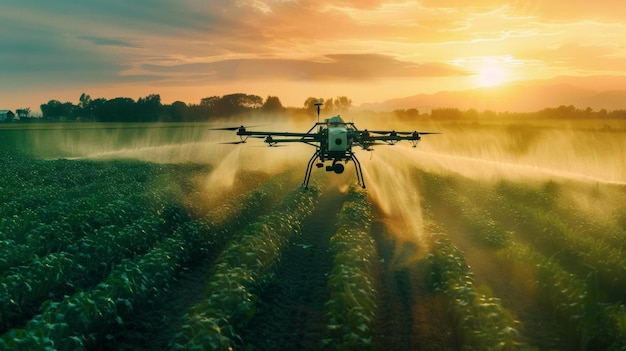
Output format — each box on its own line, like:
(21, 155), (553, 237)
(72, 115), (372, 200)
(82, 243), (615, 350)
(239, 187), (346, 350)
(371, 208), (455, 351)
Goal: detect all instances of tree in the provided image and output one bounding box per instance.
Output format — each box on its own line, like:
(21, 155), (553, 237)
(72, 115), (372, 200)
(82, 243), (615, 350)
(89, 98), (107, 121)
(304, 97), (324, 115)
(200, 96), (220, 108)
(262, 96), (284, 113)
(170, 101), (188, 122)
(136, 94), (162, 121)
(99, 97), (136, 122)
(40, 100), (77, 120)
(79, 93), (92, 120)
(208, 93), (263, 116)
(431, 108), (462, 120)
(333, 96), (352, 113)
(41, 100), (62, 119)
(323, 98), (335, 114)
(303, 96), (351, 116)
(16, 108), (31, 118)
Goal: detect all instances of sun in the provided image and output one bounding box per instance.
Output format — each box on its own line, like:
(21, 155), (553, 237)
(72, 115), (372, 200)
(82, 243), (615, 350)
(476, 65), (507, 87)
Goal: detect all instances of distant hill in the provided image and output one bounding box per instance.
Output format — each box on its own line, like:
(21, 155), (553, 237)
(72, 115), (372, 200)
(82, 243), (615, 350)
(358, 76), (626, 112)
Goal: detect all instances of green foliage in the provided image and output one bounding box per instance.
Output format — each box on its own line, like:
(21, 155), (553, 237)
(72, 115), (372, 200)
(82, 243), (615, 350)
(0, 155), (199, 333)
(420, 170), (626, 350)
(2, 139), (626, 350)
(418, 171), (513, 248)
(493, 181), (626, 295)
(502, 243), (626, 350)
(427, 233), (531, 351)
(172, 180), (324, 349)
(0, 160), (292, 350)
(324, 188), (377, 350)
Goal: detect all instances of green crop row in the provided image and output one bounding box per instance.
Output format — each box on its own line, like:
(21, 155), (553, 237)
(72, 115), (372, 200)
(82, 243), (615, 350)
(0, 221), (211, 350)
(417, 171), (512, 249)
(0, 215), (166, 333)
(171, 180), (323, 350)
(418, 169), (626, 349)
(323, 188), (377, 350)
(420, 171), (626, 298)
(0, 157), (188, 272)
(427, 232), (533, 351)
(500, 243), (626, 350)
(493, 183), (626, 294)
(495, 181), (626, 245)
(557, 204), (626, 249)
(0, 163), (291, 350)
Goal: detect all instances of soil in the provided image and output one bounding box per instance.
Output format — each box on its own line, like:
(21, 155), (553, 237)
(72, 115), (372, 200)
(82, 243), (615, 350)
(238, 186), (345, 350)
(371, 214), (455, 351)
(98, 256), (217, 350)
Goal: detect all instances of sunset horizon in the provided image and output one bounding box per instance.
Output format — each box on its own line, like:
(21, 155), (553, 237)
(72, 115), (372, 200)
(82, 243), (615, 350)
(2, 3), (626, 349)
(2, 1), (626, 113)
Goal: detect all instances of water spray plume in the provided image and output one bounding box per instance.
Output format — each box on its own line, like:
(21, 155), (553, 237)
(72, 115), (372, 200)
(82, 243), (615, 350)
(361, 147), (428, 266)
(371, 120), (626, 186)
(202, 146), (243, 193)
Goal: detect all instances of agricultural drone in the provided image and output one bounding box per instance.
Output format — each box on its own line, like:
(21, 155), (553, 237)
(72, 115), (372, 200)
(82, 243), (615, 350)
(212, 102), (438, 189)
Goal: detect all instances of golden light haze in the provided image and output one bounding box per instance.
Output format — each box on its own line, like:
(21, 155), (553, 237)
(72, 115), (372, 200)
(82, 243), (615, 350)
(1, 1), (625, 111)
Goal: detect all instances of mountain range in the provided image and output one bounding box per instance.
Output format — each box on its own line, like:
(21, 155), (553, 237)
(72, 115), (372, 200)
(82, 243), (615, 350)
(358, 76), (626, 113)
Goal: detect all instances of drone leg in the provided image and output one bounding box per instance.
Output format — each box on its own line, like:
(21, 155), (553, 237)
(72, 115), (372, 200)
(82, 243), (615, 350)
(303, 150), (319, 190)
(351, 154), (366, 189)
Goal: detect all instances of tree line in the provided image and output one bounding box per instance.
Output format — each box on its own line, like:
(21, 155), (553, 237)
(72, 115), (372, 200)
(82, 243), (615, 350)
(392, 105), (626, 120)
(37, 93), (353, 122)
(21, 94), (626, 122)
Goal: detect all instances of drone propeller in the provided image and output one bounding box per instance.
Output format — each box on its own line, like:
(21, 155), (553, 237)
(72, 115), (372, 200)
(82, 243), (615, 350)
(208, 124), (267, 131)
(252, 144), (287, 148)
(359, 141), (388, 151)
(219, 141), (247, 145)
(368, 130), (393, 135)
(369, 130), (441, 136)
(210, 126), (241, 131)
(368, 130), (410, 135)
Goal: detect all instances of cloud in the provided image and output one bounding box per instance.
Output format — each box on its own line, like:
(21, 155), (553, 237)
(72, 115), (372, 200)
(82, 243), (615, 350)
(512, 1), (626, 21)
(141, 54), (470, 83)
(0, 23), (110, 77)
(522, 42), (626, 74)
(79, 36), (137, 48)
(1, 0), (625, 110)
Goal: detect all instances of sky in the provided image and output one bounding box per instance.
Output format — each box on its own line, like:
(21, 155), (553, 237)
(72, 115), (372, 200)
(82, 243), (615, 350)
(1, 0), (626, 112)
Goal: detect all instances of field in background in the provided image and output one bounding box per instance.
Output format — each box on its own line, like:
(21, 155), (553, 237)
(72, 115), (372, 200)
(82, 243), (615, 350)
(1, 116), (625, 350)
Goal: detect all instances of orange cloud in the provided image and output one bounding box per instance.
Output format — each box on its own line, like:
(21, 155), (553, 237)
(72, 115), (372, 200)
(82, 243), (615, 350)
(141, 54), (470, 82)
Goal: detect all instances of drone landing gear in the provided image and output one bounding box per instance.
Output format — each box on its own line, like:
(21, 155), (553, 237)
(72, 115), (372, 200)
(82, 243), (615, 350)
(351, 154), (366, 189)
(302, 151), (366, 190)
(303, 151), (319, 190)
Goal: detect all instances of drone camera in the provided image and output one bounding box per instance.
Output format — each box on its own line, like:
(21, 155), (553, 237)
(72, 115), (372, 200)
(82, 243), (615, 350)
(326, 163), (345, 174)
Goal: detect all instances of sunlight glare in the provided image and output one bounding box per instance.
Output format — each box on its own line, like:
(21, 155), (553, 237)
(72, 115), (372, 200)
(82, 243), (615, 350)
(476, 64), (507, 87)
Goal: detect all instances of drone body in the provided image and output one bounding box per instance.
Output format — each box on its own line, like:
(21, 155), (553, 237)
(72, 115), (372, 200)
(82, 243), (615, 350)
(215, 107), (438, 189)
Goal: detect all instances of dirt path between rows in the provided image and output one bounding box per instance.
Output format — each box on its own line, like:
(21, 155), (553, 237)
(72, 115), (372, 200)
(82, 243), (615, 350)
(101, 256), (216, 350)
(371, 207), (455, 351)
(239, 187), (347, 350)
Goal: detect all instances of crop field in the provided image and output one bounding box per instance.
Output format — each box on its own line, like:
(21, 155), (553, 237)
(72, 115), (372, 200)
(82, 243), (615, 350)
(1, 117), (625, 350)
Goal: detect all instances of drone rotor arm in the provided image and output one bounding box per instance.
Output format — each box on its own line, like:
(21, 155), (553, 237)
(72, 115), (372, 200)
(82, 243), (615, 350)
(238, 131), (312, 137)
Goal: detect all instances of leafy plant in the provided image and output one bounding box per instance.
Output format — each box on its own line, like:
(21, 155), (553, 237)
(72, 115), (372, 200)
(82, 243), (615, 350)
(324, 188), (377, 350)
